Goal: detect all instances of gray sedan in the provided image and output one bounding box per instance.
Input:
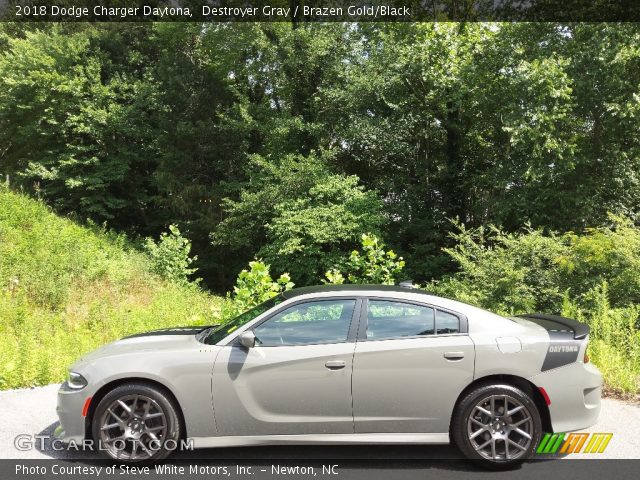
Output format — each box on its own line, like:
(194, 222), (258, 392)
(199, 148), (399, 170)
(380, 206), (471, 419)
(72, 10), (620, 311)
(55, 284), (602, 468)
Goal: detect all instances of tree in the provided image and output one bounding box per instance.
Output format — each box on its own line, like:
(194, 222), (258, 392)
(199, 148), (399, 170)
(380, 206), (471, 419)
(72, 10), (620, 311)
(3, 22), (640, 292)
(0, 25), (158, 229)
(212, 152), (386, 285)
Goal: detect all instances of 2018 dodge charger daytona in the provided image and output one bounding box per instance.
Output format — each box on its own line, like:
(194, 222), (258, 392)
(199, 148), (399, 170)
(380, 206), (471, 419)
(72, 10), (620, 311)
(54, 284), (602, 468)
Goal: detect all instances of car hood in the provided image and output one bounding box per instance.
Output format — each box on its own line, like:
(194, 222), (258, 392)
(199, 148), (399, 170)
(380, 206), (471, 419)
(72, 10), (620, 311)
(73, 325), (213, 366)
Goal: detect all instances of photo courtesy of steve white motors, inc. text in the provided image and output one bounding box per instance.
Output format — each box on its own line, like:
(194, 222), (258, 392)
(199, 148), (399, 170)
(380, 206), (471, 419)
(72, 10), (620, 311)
(14, 464), (339, 477)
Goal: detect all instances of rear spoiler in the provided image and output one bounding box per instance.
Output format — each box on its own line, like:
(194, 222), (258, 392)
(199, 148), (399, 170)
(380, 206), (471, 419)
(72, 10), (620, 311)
(516, 313), (590, 340)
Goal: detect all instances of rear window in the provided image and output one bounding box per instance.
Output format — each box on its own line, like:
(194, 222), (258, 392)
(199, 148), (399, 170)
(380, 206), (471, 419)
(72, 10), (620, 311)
(436, 310), (460, 334)
(366, 300), (435, 339)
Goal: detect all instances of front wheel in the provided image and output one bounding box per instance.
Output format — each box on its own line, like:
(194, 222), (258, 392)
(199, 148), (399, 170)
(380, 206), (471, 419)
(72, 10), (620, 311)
(92, 383), (182, 463)
(451, 384), (542, 469)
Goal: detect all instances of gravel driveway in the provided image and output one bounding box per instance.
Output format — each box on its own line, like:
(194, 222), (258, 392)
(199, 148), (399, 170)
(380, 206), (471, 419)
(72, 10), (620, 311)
(1, 384), (638, 460)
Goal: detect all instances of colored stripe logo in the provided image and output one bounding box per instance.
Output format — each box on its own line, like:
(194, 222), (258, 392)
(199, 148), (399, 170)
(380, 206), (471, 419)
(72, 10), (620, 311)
(537, 432), (612, 454)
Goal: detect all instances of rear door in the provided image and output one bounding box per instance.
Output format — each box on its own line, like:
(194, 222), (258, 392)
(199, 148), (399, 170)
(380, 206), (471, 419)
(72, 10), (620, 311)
(352, 298), (475, 433)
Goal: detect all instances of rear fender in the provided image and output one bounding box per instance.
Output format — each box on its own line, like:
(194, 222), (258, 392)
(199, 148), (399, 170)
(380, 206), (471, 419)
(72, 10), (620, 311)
(517, 314), (588, 371)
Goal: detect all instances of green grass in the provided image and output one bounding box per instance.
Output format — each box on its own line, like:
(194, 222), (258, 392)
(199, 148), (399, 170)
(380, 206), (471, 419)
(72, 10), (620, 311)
(561, 287), (640, 397)
(0, 188), (223, 389)
(2, 186), (638, 398)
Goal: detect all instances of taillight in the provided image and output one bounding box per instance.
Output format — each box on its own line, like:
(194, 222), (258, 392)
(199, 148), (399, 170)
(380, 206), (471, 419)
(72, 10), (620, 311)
(583, 352), (590, 363)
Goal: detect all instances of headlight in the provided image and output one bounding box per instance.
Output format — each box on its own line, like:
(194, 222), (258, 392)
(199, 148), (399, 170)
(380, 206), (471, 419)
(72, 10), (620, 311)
(63, 371), (88, 390)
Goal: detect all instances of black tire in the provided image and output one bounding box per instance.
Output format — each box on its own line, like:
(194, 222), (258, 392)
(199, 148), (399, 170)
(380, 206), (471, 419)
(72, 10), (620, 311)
(451, 384), (542, 470)
(92, 383), (181, 463)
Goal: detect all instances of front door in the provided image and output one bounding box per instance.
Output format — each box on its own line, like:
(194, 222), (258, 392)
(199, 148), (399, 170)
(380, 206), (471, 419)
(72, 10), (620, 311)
(212, 298), (359, 436)
(352, 298), (475, 433)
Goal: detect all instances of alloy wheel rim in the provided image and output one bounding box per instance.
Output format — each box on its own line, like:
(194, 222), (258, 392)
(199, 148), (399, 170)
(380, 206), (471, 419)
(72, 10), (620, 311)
(466, 394), (534, 461)
(99, 394), (167, 460)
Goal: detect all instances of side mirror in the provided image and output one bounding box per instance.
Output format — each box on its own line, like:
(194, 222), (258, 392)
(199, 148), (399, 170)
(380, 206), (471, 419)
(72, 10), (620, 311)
(239, 330), (256, 349)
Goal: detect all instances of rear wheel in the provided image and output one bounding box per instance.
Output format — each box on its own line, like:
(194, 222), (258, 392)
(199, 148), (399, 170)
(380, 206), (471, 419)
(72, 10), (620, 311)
(92, 383), (181, 463)
(452, 384), (542, 469)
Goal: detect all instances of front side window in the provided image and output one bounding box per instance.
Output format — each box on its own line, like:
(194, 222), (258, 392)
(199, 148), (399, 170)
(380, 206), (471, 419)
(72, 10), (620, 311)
(253, 299), (356, 346)
(366, 300), (435, 339)
(202, 295), (284, 345)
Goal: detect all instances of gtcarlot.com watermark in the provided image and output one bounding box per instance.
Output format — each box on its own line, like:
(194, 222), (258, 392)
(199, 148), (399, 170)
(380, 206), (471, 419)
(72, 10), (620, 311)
(14, 433), (194, 453)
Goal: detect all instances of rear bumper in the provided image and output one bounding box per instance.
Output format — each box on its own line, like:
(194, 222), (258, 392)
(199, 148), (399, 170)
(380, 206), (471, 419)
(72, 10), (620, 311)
(528, 361), (602, 432)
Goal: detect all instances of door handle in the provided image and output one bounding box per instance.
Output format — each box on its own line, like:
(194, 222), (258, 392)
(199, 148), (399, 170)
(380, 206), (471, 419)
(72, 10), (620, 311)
(325, 360), (346, 370)
(443, 351), (465, 360)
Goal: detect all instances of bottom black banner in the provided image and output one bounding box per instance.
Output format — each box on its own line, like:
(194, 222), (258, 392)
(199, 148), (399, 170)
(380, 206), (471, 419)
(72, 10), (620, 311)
(3, 459), (640, 480)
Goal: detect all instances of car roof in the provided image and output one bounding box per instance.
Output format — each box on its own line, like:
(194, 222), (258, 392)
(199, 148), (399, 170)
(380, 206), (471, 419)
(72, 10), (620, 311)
(279, 284), (519, 334)
(281, 285), (510, 324)
(282, 284), (431, 299)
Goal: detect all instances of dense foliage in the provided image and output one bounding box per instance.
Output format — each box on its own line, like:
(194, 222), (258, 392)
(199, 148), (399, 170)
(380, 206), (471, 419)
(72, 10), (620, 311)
(211, 153), (385, 284)
(1, 22), (640, 395)
(430, 216), (640, 314)
(2, 23), (640, 291)
(563, 286), (640, 395)
(429, 219), (640, 395)
(0, 188), (222, 389)
(1, 188), (639, 395)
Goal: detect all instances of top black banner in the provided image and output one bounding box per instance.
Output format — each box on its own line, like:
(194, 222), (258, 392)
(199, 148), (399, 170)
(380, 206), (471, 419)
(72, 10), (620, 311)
(1, 0), (640, 22)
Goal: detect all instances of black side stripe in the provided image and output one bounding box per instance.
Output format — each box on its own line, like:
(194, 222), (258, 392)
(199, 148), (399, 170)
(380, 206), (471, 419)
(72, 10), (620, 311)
(541, 330), (582, 371)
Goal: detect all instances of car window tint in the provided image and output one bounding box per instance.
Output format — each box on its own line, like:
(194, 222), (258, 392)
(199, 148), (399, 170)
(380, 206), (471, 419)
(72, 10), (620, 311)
(254, 299), (356, 346)
(204, 295), (283, 345)
(436, 310), (460, 334)
(366, 300), (435, 339)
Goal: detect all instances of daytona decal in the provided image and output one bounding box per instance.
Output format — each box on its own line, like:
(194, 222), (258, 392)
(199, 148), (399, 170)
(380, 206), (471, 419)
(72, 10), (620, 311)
(541, 330), (582, 371)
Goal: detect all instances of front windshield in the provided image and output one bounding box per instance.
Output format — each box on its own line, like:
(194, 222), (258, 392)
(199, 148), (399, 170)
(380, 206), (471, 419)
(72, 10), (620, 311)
(202, 295), (284, 345)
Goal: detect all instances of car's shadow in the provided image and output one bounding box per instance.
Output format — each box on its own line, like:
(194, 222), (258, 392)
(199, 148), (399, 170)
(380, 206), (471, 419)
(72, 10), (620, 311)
(36, 421), (561, 473)
(36, 422), (98, 461)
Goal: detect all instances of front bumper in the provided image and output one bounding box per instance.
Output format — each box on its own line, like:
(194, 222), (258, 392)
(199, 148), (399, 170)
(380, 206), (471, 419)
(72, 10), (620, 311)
(529, 361), (602, 433)
(55, 385), (92, 444)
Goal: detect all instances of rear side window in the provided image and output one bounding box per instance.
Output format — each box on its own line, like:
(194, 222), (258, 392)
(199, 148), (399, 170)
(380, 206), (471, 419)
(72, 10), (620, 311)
(436, 310), (460, 334)
(366, 300), (435, 339)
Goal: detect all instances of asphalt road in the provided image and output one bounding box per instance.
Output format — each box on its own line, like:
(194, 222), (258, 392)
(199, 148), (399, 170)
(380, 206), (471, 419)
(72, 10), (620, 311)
(1, 384), (638, 462)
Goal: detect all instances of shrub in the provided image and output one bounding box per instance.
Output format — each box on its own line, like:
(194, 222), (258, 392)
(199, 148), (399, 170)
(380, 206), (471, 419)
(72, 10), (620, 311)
(556, 215), (640, 307)
(430, 216), (640, 314)
(562, 284), (640, 395)
(144, 225), (199, 286)
(223, 260), (294, 318)
(324, 233), (405, 285)
(428, 222), (568, 315)
(429, 218), (640, 395)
